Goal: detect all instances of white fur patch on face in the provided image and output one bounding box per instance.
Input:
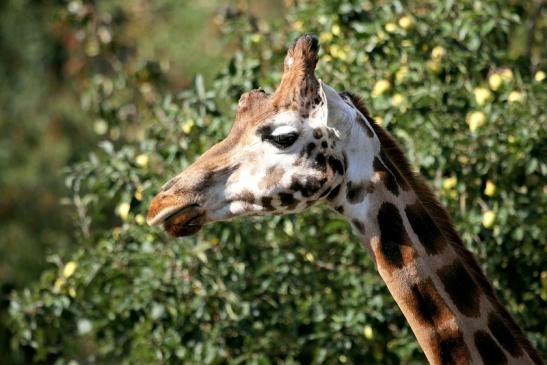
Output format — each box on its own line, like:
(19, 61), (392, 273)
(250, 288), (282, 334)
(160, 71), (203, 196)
(271, 125), (298, 136)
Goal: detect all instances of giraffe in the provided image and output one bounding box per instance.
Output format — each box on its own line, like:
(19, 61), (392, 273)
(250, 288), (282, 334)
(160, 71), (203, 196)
(146, 34), (543, 365)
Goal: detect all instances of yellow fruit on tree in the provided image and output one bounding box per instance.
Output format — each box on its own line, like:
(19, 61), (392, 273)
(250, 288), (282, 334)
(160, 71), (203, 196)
(466, 111), (486, 132)
(482, 210), (496, 228)
(385, 22), (397, 33)
(484, 181), (496, 196)
(431, 46), (446, 60)
(443, 176), (457, 190)
(117, 202), (131, 220)
(473, 87), (492, 106)
(398, 15), (414, 29)
(371, 79), (391, 97)
(508, 91), (524, 104)
(488, 73), (502, 91)
(63, 261), (78, 278)
(135, 153), (149, 168)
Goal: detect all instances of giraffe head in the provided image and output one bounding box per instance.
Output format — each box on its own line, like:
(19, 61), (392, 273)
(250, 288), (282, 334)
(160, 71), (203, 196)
(147, 34), (377, 236)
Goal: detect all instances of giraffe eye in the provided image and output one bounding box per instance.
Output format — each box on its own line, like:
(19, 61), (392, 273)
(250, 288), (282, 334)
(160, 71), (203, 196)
(263, 132), (298, 149)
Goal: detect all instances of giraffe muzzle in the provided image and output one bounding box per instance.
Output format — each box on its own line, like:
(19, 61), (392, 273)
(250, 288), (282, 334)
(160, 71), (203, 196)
(162, 204), (205, 237)
(147, 202), (206, 237)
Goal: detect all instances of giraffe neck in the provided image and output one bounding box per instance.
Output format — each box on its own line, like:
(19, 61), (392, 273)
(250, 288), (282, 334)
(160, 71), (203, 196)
(328, 95), (542, 365)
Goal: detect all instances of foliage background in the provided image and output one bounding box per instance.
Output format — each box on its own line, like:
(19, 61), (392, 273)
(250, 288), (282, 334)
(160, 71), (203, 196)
(1, 0), (545, 364)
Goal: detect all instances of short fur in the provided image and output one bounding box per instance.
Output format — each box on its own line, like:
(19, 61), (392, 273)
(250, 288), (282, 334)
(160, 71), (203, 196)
(344, 92), (543, 364)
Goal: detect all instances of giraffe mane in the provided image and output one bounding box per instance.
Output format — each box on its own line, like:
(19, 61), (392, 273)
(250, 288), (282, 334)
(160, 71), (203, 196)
(343, 91), (543, 364)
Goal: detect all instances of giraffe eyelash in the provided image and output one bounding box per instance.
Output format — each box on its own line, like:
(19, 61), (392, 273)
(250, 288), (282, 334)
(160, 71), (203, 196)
(262, 132), (298, 149)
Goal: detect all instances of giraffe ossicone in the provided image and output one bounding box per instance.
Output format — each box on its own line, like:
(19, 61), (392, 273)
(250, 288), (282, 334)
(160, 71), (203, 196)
(147, 34), (543, 365)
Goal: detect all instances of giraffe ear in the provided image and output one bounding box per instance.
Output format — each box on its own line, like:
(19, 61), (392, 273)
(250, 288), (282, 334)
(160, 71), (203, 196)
(312, 81), (355, 137)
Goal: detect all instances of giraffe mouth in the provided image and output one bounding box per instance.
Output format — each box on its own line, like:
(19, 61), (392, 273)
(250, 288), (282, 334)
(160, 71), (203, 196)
(162, 204), (205, 237)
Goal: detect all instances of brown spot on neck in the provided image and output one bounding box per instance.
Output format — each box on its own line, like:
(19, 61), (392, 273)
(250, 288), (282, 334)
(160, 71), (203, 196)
(379, 149), (410, 191)
(405, 202), (447, 255)
(437, 261), (481, 317)
(375, 202), (415, 271)
(474, 330), (508, 365)
(278, 192), (298, 210)
(487, 312), (524, 358)
(373, 156), (399, 196)
(438, 332), (471, 365)
(346, 181), (368, 204)
(326, 184), (341, 201)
